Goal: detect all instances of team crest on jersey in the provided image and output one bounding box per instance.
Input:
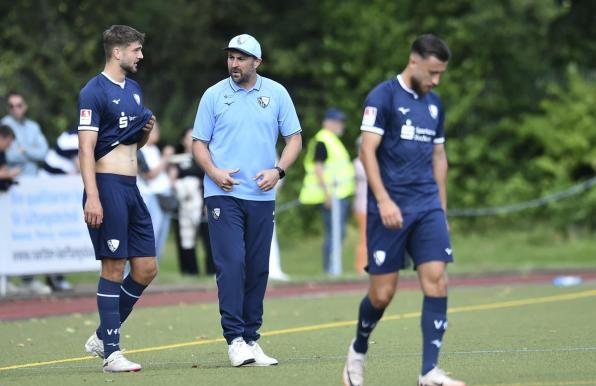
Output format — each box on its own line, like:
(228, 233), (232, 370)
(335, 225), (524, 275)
(212, 208), (221, 220)
(428, 104), (438, 119)
(373, 250), (386, 266)
(107, 239), (120, 253)
(257, 96), (270, 108)
(362, 106), (377, 126)
(133, 94), (141, 105)
(79, 109), (92, 125)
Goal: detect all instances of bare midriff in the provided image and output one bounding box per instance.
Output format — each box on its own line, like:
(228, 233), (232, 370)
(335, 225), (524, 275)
(96, 143), (138, 176)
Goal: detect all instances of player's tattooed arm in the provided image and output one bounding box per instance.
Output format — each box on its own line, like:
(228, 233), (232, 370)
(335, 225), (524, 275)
(432, 144), (448, 212)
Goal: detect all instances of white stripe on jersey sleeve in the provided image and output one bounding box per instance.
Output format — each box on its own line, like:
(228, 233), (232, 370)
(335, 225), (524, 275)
(360, 125), (385, 136)
(78, 126), (99, 132)
(433, 137), (445, 144)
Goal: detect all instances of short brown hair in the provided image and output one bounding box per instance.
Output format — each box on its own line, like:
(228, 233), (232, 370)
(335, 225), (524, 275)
(103, 25), (145, 60)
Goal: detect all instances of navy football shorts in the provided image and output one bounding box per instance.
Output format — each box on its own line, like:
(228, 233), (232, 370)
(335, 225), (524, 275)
(83, 173), (156, 260)
(366, 208), (453, 274)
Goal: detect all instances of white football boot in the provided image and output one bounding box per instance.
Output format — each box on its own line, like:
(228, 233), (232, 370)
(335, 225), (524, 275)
(418, 367), (466, 386)
(246, 341), (278, 366)
(342, 339), (366, 386)
(102, 350), (141, 373)
(85, 332), (105, 359)
(227, 337), (256, 367)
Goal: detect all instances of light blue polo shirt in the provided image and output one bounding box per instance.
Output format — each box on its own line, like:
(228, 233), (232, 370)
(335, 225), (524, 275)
(193, 75), (301, 201)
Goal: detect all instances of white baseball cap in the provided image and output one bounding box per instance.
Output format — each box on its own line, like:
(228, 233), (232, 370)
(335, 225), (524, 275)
(224, 34), (262, 60)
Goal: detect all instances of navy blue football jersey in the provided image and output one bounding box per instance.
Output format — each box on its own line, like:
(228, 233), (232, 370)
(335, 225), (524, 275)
(360, 75), (445, 214)
(78, 73), (153, 160)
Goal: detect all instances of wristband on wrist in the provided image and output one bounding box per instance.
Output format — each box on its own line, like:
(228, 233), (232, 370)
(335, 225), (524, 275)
(274, 166), (286, 179)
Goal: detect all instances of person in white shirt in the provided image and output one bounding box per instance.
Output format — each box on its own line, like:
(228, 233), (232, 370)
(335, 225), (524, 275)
(137, 122), (175, 259)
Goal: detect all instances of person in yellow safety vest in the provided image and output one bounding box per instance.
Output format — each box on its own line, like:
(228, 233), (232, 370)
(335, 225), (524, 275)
(299, 108), (355, 274)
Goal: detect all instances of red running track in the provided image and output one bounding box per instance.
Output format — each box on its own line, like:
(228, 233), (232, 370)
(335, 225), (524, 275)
(1, 271), (595, 321)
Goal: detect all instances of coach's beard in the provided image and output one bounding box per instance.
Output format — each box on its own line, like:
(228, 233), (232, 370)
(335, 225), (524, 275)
(230, 69), (248, 85)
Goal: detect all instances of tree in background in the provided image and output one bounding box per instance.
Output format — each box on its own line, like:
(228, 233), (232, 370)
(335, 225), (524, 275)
(0, 0), (594, 233)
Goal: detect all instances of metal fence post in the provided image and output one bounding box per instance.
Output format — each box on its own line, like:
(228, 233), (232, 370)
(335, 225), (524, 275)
(329, 178), (342, 276)
(0, 275), (6, 297)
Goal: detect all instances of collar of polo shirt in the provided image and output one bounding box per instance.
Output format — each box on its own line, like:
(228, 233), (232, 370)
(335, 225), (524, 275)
(228, 74), (263, 92)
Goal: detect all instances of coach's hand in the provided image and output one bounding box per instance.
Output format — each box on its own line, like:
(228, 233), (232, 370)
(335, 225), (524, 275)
(254, 169), (279, 192)
(84, 195), (104, 229)
(142, 115), (156, 132)
(212, 168), (240, 192)
(378, 198), (403, 229)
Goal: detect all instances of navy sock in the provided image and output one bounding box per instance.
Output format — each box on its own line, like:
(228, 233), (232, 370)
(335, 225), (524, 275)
(421, 296), (448, 375)
(119, 275), (147, 325)
(353, 296), (385, 354)
(96, 277), (122, 358)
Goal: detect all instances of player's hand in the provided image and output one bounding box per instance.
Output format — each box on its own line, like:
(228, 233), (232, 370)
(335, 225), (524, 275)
(254, 168), (279, 192)
(84, 195), (103, 229)
(378, 198), (403, 229)
(212, 168), (240, 192)
(142, 115), (156, 132)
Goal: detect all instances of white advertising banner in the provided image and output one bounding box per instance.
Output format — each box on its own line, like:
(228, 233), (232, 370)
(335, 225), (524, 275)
(0, 175), (99, 276)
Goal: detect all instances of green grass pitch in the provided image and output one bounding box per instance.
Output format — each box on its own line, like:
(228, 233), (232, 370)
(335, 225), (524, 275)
(1, 282), (596, 385)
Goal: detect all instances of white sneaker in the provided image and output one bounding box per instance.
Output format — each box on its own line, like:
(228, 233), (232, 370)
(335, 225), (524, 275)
(103, 350), (141, 373)
(342, 339), (366, 386)
(47, 277), (73, 292)
(246, 341), (278, 366)
(418, 367), (466, 386)
(227, 337), (255, 367)
(85, 332), (105, 359)
(21, 279), (52, 295)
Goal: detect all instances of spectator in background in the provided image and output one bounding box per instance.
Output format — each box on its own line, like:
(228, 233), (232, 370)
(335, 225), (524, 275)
(0, 125), (20, 295)
(2, 92), (49, 175)
(299, 108), (355, 274)
(38, 127), (81, 291)
(2, 91), (52, 295)
(171, 128), (205, 275)
(0, 124), (20, 189)
(353, 136), (367, 273)
(137, 121), (175, 260)
(40, 127), (80, 176)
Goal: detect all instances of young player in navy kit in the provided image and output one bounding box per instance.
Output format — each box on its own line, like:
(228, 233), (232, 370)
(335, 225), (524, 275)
(78, 25), (157, 373)
(342, 34), (466, 386)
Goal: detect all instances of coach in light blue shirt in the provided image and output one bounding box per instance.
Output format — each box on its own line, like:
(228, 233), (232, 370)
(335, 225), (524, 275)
(192, 34), (302, 368)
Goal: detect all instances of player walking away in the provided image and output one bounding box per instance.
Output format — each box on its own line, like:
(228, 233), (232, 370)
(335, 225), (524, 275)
(78, 25), (157, 373)
(342, 34), (466, 386)
(192, 34), (302, 367)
